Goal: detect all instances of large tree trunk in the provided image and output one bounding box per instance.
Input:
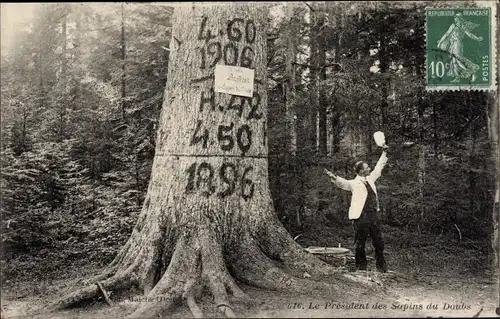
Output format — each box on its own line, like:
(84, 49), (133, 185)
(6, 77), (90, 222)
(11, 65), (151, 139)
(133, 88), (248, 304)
(378, 31), (389, 129)
(61, 15), (67, 77)
(284, 3), (302, 228)
(329, 3), (343, 155)
(432, 103), (438, 157)
(317, 10), (328, 157)
(284, 3), (297, 156)
(416, 103), (425, 231)
(487, 90), (499, 308)
(48, 4), (376, 318)
(307, 6), (319, 155)
(493, 4), (500, 304)
(70, 5), (81, 112)
(342, 11), (370, 158)
(59, 13), (68, 142)
(37, 43), (45, 110)
(467, 104), (477, 214)
(121, 3), (127, 119)
(415, 64), (425, 232)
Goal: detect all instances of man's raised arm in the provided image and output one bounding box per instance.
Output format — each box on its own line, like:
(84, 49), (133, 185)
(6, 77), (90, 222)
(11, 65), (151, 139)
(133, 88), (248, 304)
(370, 145), (389, 181)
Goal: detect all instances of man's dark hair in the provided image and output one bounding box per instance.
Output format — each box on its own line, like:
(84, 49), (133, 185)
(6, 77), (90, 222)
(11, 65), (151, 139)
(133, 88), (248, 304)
(354, 161), (367, 174)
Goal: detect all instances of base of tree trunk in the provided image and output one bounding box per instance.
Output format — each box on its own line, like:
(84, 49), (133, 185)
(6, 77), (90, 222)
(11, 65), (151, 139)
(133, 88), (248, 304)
(45, 221), (385, 318)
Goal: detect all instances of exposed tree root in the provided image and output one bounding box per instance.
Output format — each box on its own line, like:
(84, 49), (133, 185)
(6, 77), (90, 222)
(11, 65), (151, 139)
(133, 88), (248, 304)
(48, 247), (148, 311)
(229, 234), (358, 300)
(49, 221), (385, 318)
(126, 235), (199, 318)
(49, 272), (135, 311)
(127, 230), (244, 318)
(78, 262), (121, 286)
(186, 294), (204, 318)
(200, 230), (239, 317)
(74, 242), (131, 286)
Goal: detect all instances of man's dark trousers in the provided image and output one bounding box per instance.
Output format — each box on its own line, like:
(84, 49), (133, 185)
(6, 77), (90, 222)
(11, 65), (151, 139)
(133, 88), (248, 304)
(353, 181), (387, 272)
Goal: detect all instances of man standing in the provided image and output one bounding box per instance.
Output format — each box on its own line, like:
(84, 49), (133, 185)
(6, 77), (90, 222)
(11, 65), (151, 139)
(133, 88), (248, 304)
(324, 144), (389, 272)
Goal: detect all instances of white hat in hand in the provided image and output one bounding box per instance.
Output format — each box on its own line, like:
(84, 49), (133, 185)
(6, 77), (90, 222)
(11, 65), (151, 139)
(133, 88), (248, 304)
(373, 131), (386, 147)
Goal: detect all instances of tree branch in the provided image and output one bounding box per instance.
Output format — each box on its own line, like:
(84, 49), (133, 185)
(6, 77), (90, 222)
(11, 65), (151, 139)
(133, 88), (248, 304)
(293, 62), (311, 68)
(96, 281), (114, 306)
(267, 35), (280, 41)
(322, 63), (342, 71)
(302, 2), (315, 12)
(268, 74), (282, 83)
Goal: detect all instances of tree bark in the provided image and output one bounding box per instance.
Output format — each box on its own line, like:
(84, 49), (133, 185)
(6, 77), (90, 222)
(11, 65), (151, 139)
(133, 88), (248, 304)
(330, 4), (343, 155)
(487, 91), (499, 301)
(70, 6), (81, 111)
(332, 4), (342, 65)
(415, 64), (425, 231)
(48, 5), (377, 318)
(432, 103), (438, 157)
(284, 3), (297, 156)
(468, 104), (476, 214)
(343, 11), (370, 158)
(368, 104), (374, 154)
(121, 2), (127, 119)
(493, 3), (500, 299)
(61, 15), (67, 77)
(59, 14), (67, 142)
(37, 47), (45, 110)
(379, 36), (389, 129)
(307, 6), (319, 155)
(417, 102), (425, 229)
(317, 10), (328, 157)
(284, 3), (302, 228)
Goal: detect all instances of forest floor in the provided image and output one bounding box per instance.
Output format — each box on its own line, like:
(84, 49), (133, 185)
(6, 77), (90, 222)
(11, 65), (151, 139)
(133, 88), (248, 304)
(2, 226), (499, 318)
(1, 266), (497, 318)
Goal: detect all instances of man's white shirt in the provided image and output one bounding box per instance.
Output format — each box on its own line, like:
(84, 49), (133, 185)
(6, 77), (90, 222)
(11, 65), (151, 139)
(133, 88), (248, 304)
(329, 151), (388, 220)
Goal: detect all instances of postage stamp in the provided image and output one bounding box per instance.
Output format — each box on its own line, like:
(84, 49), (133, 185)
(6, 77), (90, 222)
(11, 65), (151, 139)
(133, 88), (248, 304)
(425, 5), (497, 91)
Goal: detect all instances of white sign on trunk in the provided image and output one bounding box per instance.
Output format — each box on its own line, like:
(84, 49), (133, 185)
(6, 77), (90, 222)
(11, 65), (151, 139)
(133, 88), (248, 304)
(214, 65), (255, 98)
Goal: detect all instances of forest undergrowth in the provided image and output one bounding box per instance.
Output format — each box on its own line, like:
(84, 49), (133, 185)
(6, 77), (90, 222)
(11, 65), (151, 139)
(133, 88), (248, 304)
(2, 222), (492, 296)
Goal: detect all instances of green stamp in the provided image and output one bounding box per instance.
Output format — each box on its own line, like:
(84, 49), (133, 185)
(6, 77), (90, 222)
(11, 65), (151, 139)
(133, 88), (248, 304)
(426, 6), (497, 91)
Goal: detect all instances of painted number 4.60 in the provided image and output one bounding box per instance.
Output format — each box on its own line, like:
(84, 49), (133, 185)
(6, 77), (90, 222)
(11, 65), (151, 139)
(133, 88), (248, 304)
(429, 61), (449, 78)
